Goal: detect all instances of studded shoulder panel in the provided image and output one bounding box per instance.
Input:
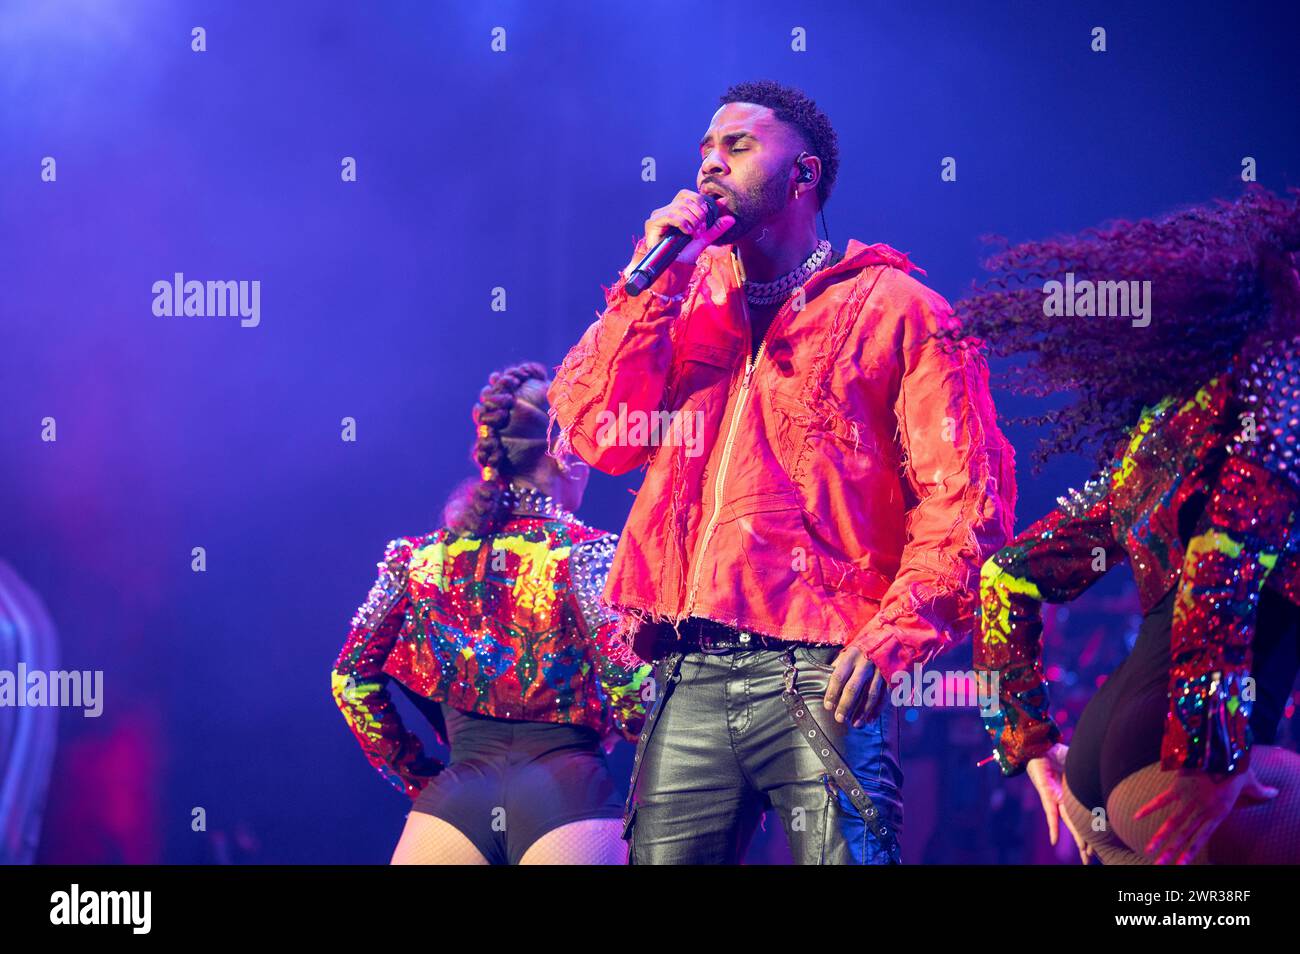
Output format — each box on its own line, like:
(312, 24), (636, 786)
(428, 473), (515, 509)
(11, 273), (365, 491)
(567, 531), (619, 637)
(1229, 333), (1300, 490)
(1054, 472), (1113, 521)
(349, 537), (412, 632)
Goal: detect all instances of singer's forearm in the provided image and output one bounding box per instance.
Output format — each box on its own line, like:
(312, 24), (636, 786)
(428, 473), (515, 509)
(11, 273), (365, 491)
(549, 241), (695, 475)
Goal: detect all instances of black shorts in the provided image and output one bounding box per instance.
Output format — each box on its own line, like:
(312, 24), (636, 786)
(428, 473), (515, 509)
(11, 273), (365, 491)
(409, 704), (624, 864)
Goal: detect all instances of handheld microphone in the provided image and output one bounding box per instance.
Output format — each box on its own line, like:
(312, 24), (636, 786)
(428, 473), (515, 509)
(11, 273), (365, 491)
(625, 195), (720, 297)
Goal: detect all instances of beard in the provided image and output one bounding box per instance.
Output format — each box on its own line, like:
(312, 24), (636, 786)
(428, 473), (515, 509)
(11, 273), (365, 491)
(709, 171), (789, 246)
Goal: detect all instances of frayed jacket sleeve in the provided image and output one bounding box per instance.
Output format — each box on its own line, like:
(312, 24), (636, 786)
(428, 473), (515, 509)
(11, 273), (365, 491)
(331, 538), (443, 798)
(547, 238), (701, 475)
(568, 533), (652, 741)
(1163, 345), (1300, 774)
(853, 280), (1019, 684)
(976, 475), (1124, 775)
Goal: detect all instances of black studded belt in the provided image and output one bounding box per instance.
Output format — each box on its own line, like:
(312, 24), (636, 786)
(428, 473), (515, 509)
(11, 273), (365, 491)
(671, 617), (806, 653)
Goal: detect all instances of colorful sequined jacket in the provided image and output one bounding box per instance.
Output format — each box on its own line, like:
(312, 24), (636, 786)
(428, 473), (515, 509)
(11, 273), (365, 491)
(549, 237), (1018, 677)
(978, 333), (1300, 778)
(331, 507), (652, 798)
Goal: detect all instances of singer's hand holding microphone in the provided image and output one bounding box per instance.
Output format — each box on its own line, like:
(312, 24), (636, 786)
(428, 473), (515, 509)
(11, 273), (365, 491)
(624, 190), (736, 297)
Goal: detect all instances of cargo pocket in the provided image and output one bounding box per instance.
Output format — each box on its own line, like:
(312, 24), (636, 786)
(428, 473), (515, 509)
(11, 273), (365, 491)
(793, 642), (842, 674)
(670, 342), (739, 414)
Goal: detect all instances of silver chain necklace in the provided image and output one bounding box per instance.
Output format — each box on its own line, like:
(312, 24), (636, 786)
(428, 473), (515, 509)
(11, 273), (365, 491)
(744, 239), (832, 306)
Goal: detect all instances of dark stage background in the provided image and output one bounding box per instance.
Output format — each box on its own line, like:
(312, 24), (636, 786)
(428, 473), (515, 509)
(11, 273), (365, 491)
(2, 0), (1298, 863)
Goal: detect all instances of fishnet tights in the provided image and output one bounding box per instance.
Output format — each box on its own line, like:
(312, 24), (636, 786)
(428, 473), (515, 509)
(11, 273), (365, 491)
(390, 812), (627, 865)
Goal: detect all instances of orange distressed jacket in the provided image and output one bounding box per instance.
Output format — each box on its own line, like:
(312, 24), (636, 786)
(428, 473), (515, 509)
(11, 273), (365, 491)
(549, 237), (1018, 675)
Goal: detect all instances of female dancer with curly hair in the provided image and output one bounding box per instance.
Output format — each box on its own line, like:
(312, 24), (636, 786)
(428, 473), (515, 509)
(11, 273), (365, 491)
(331, 361), (650, 864)
(967, 188), (1300, 864)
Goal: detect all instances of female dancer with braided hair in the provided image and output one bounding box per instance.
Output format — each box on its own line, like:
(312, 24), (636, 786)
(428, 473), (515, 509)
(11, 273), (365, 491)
(968, 187), (1300, 864)
(331, 361), (651, 864)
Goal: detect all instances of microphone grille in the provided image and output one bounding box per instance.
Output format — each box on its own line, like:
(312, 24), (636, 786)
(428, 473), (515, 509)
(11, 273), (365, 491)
(702, 194), (720, 228)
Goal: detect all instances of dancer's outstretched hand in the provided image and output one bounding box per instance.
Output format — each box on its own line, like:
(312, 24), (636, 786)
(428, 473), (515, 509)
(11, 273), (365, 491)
(1134, 766), (1278, 864)
(1026, 744), (1093, 863)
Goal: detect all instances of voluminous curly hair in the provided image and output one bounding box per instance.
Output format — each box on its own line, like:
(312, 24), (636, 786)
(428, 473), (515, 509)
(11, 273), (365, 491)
(719, 80), (839, 208)
(949, 187), (1300, 469)
(443, 361), (552, 537)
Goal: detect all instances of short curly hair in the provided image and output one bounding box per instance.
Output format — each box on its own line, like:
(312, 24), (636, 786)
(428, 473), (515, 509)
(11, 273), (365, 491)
(719, 80), (840, 207)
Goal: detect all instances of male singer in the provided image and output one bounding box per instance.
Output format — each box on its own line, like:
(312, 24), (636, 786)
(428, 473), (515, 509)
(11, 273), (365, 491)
(548, 80), (1017, 864)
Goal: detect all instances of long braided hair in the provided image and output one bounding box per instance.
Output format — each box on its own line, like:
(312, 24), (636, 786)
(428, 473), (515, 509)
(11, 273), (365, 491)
(948, 186), (1300, 469)
(443, 361), (552, 538)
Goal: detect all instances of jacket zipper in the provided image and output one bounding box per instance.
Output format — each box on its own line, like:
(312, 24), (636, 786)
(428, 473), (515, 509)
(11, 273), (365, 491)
(681, 291), (774, 618)
(677, 245), (850, 621)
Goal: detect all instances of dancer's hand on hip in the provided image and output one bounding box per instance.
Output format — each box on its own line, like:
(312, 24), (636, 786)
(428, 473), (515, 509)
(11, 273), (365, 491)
(1134, 765), (1278, 864)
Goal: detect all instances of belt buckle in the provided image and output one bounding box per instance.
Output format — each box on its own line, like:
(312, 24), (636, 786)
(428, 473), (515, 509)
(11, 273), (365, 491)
(697, 622), (749, 654)
(715, 629), (754, 653)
